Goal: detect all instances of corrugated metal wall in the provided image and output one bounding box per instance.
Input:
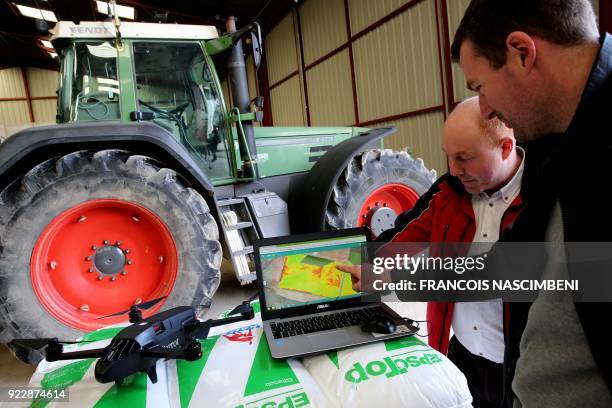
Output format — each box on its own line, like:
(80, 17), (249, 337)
(265, 12), (305, 126)
(352, 0), (442, 122)
(348, 0), (407, 33)
(31, 100), (57, 123)
(0, 68), (26, 99)
(306, 50), (354, 126)
(266, 13), (299, 85)
(446, 0), (475, 104)
(27, 68), (58, 98)
(265, 0), (447, 174)
(0, 101), (30, 126)
(0, 67), (58, 135)
(300, 0), (347, 65)
(269, 75), (305, 126)
(378, 110), (446, 174)
(0, 68), (29, 126)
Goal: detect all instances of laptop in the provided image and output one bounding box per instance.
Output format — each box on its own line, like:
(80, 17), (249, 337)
(254, 227), (419, 359)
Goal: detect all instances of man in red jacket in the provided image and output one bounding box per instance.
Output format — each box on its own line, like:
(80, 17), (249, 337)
(343, 96), (524, 407)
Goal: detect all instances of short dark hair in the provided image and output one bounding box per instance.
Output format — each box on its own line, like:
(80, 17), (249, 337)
(451, 0), (599, 69)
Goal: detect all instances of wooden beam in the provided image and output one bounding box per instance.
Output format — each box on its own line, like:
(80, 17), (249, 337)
(20, 67), (34, 123)
(344, 0), (360, 125)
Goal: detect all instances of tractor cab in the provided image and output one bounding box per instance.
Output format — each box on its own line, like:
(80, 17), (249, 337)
(53, 21), (234, 181)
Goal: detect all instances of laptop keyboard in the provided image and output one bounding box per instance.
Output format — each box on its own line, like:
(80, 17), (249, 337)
(270, 306), (385, 339)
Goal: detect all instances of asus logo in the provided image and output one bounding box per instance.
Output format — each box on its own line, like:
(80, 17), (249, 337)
(316, 304), (330, 310)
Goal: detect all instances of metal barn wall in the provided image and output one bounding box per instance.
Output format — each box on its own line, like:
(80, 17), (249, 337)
(265, 12), (305, 126)
(378, 110), (446, 175)
(28, 68), (58, 123)
(269, 75), (305, 126)
(446, 0), (475, 105)
(264, 0), (448, 174)
(266, 13), (299, 85)
(348, 0), (408, 33)
(306, 50), (355, 126)
(0, 67), (57, 141)
(300, 0), (347, 66)
(351, 0), (442, 122)
(0, 68), (30, 125)
(27, 68), (57, 98)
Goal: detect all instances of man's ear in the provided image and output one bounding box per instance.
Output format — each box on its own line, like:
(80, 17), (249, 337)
(506, 31), (536, 73)
(500, 136), (515, 160)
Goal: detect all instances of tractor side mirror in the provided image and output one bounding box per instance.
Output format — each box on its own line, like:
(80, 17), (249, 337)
(251, 30), (263, 70)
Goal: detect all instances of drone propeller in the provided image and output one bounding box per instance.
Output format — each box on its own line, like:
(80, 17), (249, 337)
(95, 295), (167, 319)
(11, 338), (95, 350)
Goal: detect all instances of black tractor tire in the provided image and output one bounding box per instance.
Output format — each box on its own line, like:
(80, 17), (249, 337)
(326, 149), (437, 231)
(0, 149), (222, 364)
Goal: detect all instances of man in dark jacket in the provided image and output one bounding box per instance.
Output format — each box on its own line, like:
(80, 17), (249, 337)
(451, 0), (612, 406)
(343, 96), (524, 407)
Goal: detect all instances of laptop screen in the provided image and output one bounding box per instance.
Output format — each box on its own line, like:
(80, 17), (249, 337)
(258, 233), (367, 313)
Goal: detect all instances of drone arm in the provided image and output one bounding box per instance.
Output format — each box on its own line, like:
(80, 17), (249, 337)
(188, 302), (254, 340)
(46, 348), (106, 362)
(209, 313), (253, 327)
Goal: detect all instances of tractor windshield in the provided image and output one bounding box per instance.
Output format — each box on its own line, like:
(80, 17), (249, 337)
(133, 42), (232, 180)
(69, 41), (121, 121)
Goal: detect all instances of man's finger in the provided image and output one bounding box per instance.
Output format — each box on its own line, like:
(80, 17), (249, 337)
(336, 264), (361, 291)
(336, 264), (360, 277)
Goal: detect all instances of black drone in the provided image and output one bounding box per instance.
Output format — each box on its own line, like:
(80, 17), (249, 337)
(13, 296), (255, 384)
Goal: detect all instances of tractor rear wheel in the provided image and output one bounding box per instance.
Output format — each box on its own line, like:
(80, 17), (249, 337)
(0, 149), (222, 363)
(326, 149), (436, 237)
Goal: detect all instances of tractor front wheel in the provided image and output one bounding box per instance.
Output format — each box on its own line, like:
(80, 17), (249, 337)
(0, 150), (221, 363)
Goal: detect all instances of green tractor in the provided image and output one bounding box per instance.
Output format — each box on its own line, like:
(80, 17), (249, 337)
(0, 17), (436, 363)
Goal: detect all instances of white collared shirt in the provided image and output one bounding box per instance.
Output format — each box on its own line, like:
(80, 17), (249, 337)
(451, 147), (525, 363)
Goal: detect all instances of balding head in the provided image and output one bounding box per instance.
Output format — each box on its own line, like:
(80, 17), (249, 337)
(447, 97), (513, 146)
(443, 97), (520, 194)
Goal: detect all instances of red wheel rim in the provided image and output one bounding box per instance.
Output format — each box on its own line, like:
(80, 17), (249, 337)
(357, 183), (420, 235)
(30, 199), (178, 331)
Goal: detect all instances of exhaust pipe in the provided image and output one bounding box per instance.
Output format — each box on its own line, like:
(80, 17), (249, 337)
(226, 16), (258, 179)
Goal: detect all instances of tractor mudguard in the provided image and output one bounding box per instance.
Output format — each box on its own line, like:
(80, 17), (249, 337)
(0, 121), (214, 195)
(291, 127), (396, 232)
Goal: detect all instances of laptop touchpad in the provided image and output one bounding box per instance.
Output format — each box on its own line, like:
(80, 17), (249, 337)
(307, 331), (351, 348)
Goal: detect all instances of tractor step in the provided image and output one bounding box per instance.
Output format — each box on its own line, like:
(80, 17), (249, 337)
(216, 192), (290, 285)
(225, 222), (254, 231)
(217, 198), (259, 284)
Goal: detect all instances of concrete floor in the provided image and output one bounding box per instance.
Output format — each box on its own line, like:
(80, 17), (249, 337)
(0, 259), (426, 388)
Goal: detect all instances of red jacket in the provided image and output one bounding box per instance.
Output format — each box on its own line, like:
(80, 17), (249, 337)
(376, 174), (524, 355)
